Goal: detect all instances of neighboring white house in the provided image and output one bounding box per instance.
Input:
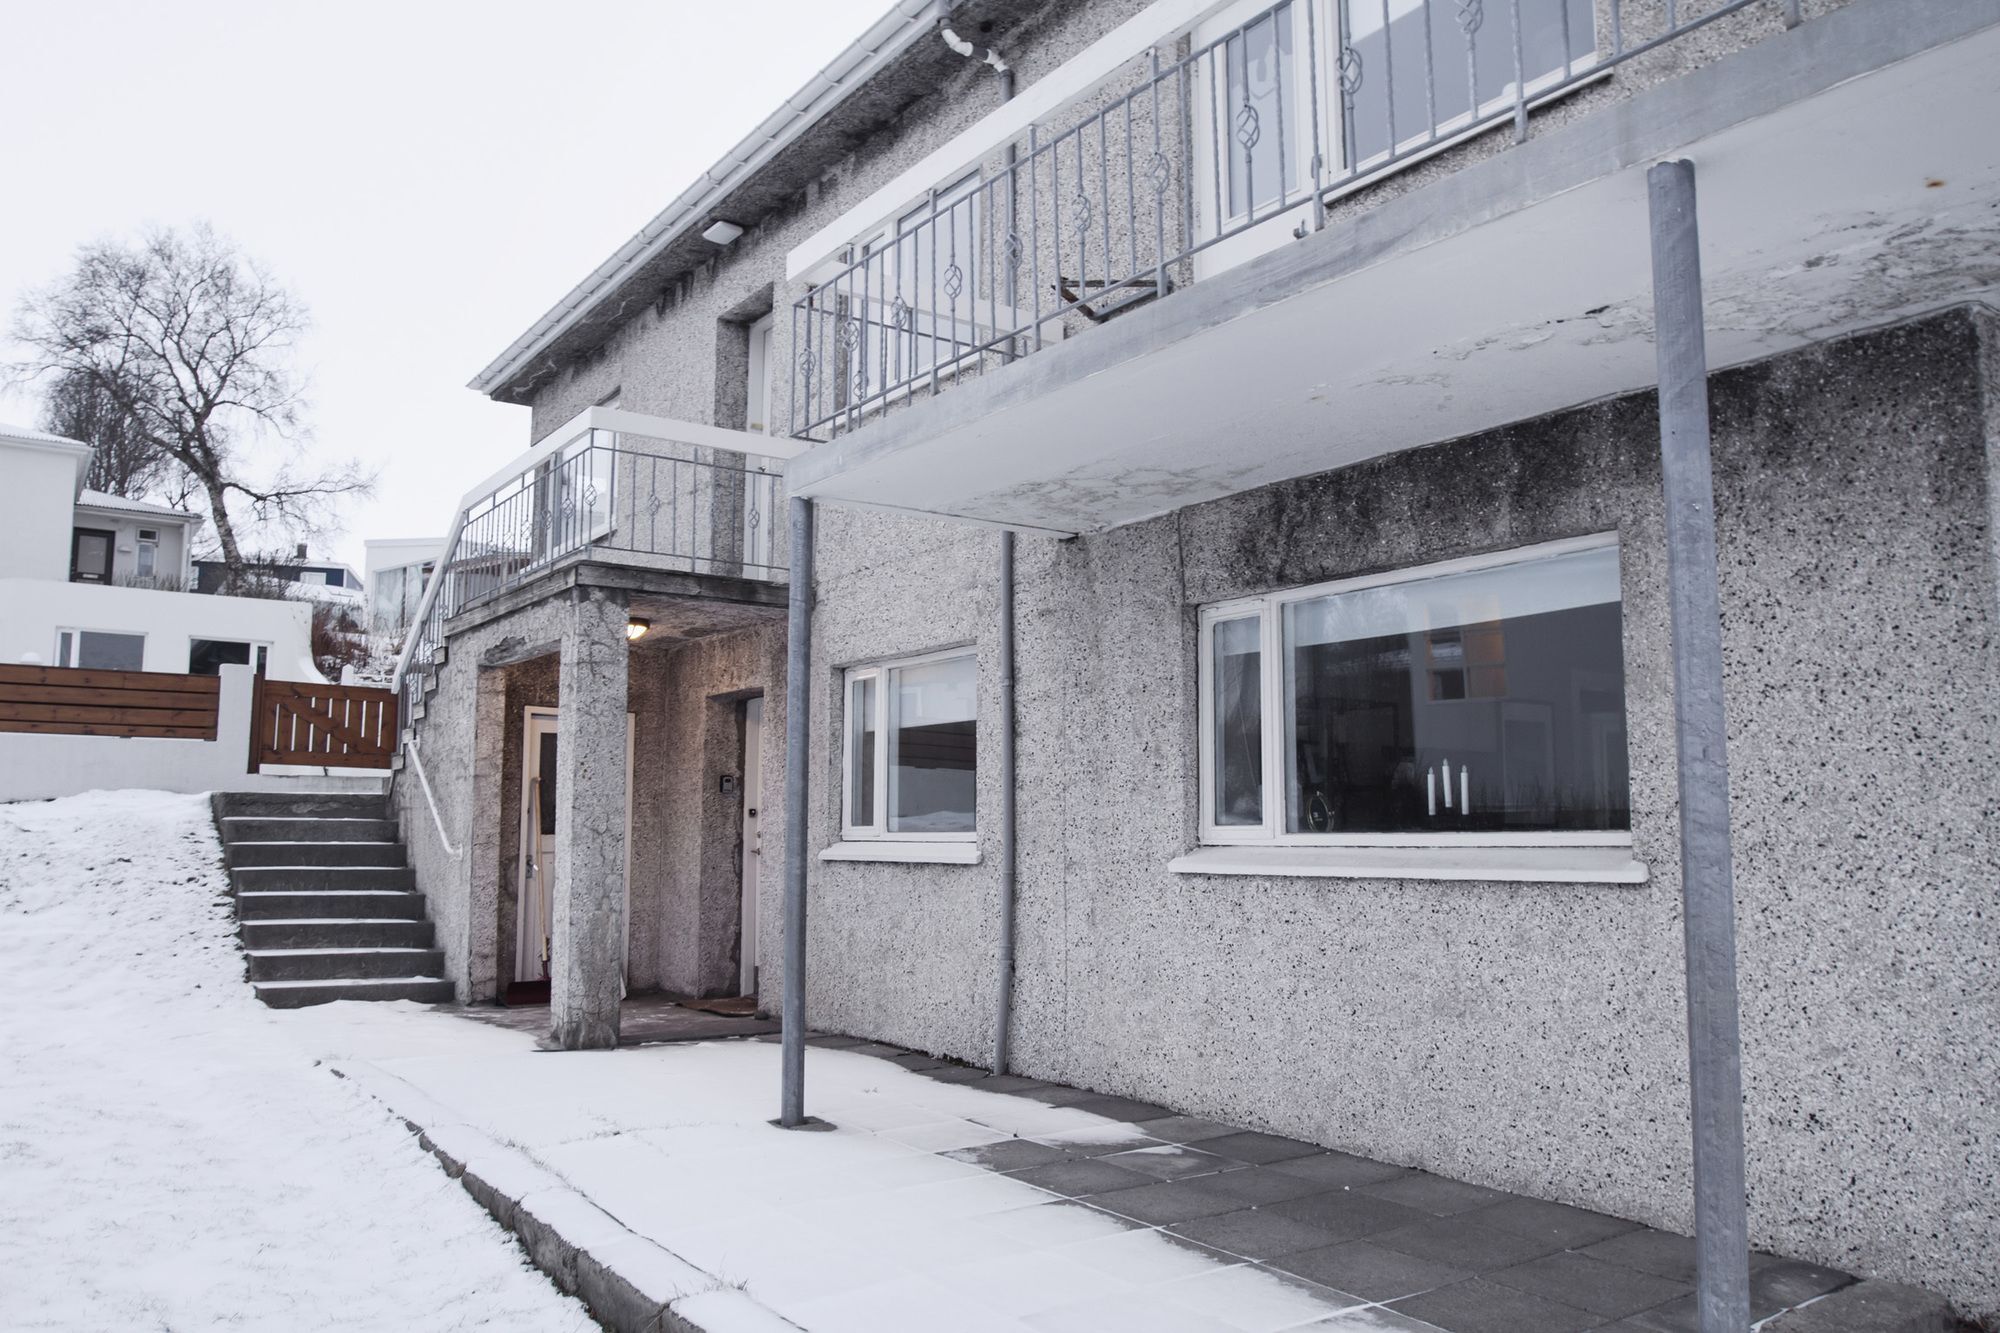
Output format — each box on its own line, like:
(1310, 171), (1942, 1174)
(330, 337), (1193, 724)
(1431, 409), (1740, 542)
(0, 423), (321, 681)
(362, 535), (442, 636)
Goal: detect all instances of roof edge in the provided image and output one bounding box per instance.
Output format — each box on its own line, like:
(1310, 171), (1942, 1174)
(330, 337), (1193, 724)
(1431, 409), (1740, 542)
(469, 0), (944, 400)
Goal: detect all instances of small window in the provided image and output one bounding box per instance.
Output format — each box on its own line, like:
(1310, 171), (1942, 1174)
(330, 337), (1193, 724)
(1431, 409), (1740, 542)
(1199, 535), (1631, 846)
(189, 639), (267, 677)
(297, 570), (328, 586)
(841, 650), (977, 841)
(747, 313), (774, 435)
(135, 531), (159, 579)
(57, 630), (146, 672)
(71, 529), (115, 584)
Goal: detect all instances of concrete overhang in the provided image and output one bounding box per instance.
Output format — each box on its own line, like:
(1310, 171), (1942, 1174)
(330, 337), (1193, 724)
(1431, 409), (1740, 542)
(786, 0), (2000, 536)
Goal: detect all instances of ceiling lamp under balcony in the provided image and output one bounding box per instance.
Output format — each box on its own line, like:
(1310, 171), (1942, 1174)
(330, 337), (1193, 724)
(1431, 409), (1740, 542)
(701, 219), (745, 246)
(626, 618), (652, 641)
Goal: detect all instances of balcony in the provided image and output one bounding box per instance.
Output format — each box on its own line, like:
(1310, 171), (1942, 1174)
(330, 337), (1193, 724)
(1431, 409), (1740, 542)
(392, 407), (795, 711)
(784, 0), (2000, 534)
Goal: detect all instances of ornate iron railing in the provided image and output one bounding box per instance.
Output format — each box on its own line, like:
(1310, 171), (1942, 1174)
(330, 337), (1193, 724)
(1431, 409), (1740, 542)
(791, 0), (1798, 441)
(391, 418), (786, 720)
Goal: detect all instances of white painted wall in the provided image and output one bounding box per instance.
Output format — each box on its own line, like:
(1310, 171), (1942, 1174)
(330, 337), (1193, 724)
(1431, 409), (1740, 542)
(0, 579), (323, 680)
(0, 438), (90, 582)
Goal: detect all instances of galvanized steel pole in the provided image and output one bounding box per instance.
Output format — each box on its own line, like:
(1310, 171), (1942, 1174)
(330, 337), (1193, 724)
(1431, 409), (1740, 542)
(994, 529), (1018, 1074)
(779, 495), (814, 1127)
(1647, 158), (1751, 1333)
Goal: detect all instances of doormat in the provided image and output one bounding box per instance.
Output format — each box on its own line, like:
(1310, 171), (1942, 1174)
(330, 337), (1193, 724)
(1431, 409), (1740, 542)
(503, 980), (551, 1007)
(681, 995), (759, 1017)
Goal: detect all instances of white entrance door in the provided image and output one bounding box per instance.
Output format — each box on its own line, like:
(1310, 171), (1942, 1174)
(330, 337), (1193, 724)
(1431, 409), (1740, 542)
(515, 708), (637, 989)
(739, 696), (763, 996)
(517, 711), (560, 983)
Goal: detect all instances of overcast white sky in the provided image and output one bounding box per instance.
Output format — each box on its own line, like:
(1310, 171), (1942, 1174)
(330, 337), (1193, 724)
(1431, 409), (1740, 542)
(0, 0), (888, 574)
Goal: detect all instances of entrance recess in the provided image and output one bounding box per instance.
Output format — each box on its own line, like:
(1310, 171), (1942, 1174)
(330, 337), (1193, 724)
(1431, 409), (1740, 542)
(513, 707), (635, 996)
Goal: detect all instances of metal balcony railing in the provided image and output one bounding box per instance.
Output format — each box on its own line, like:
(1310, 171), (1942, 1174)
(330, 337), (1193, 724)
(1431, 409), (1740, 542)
(791, 0), (1801, 442)
(390, 411), (788, 721)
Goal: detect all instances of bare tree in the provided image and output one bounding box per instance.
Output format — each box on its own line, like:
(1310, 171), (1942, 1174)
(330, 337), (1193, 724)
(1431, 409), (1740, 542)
(39, 368), (176, 498)
(9, 223), (370, 581)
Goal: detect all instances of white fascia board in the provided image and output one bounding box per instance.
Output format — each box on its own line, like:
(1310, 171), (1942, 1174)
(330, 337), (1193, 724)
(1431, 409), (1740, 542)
(455, 407), (807, 512)
(788, 0), (1228, 283)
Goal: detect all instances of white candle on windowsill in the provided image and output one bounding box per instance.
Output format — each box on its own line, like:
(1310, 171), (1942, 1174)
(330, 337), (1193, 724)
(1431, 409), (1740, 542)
(1442, 759), (1453, 809)
(1426, 767), (1436, 818)
(1461, 767), (1469, 816)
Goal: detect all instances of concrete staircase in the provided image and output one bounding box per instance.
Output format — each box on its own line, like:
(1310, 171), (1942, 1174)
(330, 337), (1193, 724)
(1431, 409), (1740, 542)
(214, 789), (454, 1008)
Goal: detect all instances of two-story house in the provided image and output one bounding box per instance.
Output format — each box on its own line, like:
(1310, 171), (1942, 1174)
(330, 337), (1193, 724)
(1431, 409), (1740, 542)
(0, 423), (322, 679)
(390, 0), (2000, 1318)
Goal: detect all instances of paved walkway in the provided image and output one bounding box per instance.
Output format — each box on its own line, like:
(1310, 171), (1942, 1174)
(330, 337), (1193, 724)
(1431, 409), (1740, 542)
(781, 1034), (1855, 1333)
(458, 992), (778, 1045)
(292, 998), (1874, 1333)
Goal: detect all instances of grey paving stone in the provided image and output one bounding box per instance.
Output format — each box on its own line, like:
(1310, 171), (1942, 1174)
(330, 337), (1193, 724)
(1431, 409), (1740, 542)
(1202, 1165), (1341, 1206)
(1043, 1133), (1173, 1160)
(803, 1034), (866, 1048)
(1166, 1207), (1345, 1260)
(946, 1138), (1078, 1172)
(1268, 1151), (1413, 1189)
(842, 1042), (907, 1057)
(1577, 1229), (1703, 1284)
(1751, 1257), (1856, 1312)
(1486, 1250), (1692, 1319)
(1064, 1094), (1176, 1122)
(1267, 1190), (1434, 1243)
(922, 1063), (998, 1084)
(1358, 1172), (1517, 1217)
(1756, 1278), (1965, 1332)
(1197, 1130), (1328, 1164)
(1023, 1085), (1105, 1107)
(1462, 1196), (1642, 1249)
(976, 1074), (1052, 1094)
(1011, 1157), (1158, 1198)
(1270, 1239), (1477, 1303)
(1371, 1215), (1569, 1272)
(1132, 1114), (1242, 1144)
(1393, 1278), (1604, 1333)
(1098, 1144), (1234, 1182)
(1078, 1176), (1250, 1226)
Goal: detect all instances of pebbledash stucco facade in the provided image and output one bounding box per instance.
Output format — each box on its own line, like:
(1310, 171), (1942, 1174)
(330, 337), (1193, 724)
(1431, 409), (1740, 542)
(392, 0), (2000, 1316)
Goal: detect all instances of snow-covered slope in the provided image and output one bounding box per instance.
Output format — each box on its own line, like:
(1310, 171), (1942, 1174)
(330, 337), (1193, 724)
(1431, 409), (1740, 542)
(0, 790), (590, 1331)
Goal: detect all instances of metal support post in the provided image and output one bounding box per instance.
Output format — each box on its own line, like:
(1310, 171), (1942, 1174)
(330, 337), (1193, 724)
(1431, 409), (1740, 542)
(1648, 157), (1751, 1333)
(779, 496), (815, 1127)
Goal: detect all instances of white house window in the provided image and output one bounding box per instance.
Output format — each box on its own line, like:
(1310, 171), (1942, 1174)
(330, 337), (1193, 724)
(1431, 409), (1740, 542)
(1198, 534), (1631, 846)
(135, 529), (159, 579)
(188, 639), (268, 677)
(841, 650), (977, 841)
(57, 630), (146, 672)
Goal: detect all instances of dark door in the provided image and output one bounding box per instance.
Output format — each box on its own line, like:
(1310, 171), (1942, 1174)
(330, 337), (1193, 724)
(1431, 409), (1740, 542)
(71, 528), (115, 583)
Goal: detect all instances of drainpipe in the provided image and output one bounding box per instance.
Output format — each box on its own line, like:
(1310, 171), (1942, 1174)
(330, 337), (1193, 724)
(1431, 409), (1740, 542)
(779, 496), (814, 1127)
(942, 18), (1021, 1076)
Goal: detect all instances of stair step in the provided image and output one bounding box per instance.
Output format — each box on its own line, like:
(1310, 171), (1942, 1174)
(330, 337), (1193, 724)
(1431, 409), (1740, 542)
(220, 816), (399, 844)
(240, 918), (436, 950)
(237, 890), (426, 920)
(226, 841), (406, 868)
(231, 865), (414, 894)
(214, 791), (390, 820)
(253, 976), (454, 1009)
(247, 946), (446, 982)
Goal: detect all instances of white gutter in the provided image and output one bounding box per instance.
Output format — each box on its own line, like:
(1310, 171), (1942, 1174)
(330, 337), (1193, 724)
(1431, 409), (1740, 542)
(470, 0), (947, 397)
(786, 0), (1229, 282)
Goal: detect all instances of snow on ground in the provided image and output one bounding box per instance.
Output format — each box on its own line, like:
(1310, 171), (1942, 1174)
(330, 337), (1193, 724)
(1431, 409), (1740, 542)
(0, 790), (591, 1332)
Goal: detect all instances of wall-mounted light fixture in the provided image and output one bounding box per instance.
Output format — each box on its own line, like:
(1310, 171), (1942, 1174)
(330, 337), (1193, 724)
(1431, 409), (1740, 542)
(701, 219), (745, 246)
(626, 618), (652, 641)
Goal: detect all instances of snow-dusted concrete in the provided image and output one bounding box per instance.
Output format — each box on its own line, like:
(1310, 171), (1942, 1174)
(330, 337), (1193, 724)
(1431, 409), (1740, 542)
(285, 1005), (1432, 1333)
(0, 790), (590, 1332)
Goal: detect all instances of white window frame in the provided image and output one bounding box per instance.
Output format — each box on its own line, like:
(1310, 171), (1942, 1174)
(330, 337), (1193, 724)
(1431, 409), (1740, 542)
(56, 628), (148, 672)
(839, 646), (978, 844)
(1196, 532), (1630, 850)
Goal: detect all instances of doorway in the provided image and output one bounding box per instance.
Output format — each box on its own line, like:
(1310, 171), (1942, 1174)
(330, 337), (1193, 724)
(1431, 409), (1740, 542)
(512, 706), (635, 1002)
(738, 696), (763, 996)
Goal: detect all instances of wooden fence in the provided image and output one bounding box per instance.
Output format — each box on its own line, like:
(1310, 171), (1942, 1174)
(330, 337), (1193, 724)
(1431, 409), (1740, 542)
(250, 677), (399, 770)
(0, 664), (221, 739)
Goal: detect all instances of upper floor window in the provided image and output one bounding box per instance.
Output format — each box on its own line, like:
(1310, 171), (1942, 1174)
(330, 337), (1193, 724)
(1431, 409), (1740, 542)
(842, 649), (977, 841)
(71, 528), (114, 584)
(1199, 534), (1630, 846)
(135, 529), (160, 579)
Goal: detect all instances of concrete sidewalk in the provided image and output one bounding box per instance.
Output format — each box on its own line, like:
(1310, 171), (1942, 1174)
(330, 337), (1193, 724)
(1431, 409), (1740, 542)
(282, 1003), (1947, 1333)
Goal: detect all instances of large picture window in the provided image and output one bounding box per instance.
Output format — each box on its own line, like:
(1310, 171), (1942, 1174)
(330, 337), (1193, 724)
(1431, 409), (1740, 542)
(842, 650), (977, 841)
(1199, 535), (1631, 846)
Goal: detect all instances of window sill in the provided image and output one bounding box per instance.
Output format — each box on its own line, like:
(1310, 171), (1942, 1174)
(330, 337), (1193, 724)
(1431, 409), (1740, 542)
(819, 841), (981, 866)
(1168, 844), (1648, 885)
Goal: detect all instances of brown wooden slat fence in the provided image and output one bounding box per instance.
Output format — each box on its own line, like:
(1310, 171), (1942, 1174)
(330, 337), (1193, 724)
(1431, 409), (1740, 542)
(0, 664), (221, 739)
(251, 678), (399, 770)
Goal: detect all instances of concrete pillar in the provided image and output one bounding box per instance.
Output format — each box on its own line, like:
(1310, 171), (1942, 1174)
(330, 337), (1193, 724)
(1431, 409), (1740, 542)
(550, 585), (630, 1050)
